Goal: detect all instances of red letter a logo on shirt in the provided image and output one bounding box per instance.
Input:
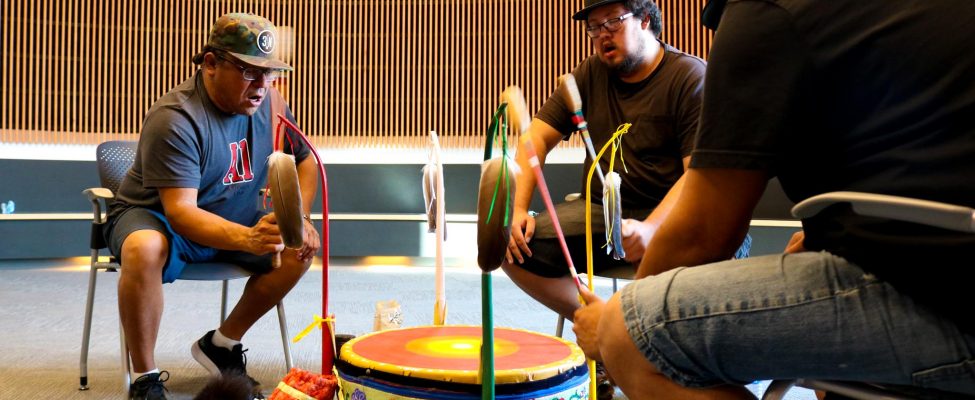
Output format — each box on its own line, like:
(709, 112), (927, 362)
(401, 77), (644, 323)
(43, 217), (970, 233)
(223, 139), (254, 185)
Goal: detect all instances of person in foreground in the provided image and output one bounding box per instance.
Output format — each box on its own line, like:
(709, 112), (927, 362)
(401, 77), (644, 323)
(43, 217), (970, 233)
(103, 13), (319, 400)
(573, 0), (975, 398)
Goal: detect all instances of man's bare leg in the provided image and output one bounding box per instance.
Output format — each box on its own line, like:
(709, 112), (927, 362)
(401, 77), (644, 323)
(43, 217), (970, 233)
(117, 230), (169, 372)
(502, 262), (584, 320)
(219, 249), (311, 339)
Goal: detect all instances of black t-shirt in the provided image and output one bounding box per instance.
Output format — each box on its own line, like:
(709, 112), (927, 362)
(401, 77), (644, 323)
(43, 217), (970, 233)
(111, 71), (310, 226)
(535, 42), (706, 210)
(692, 0), (975, 332)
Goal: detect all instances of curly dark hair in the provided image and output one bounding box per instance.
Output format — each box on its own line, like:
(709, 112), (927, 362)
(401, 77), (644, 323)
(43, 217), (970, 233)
(625, 0), (663, 37)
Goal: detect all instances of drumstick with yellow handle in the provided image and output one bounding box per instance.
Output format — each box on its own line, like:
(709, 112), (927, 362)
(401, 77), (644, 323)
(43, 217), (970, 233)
(583, 124), (631, 400)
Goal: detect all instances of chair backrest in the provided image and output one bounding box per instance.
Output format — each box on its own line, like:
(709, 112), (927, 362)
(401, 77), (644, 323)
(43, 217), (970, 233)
(792, 191), (975, 233)
(96, 141), (138, 194)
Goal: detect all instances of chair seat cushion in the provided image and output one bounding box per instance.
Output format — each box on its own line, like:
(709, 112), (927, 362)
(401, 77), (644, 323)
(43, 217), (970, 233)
(178, 262), (253, 281)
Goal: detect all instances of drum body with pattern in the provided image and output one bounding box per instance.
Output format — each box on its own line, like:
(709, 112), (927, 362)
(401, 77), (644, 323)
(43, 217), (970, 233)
(336, 325), (589, 400)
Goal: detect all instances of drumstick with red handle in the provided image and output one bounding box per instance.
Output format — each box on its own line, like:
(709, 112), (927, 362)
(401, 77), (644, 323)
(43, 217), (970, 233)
(522, 141), (588, 296)
(274, 115), (334, 374)
(503, 85), (588, 295)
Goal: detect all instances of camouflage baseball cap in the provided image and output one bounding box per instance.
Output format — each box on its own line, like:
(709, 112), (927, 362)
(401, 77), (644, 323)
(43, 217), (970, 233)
(192, 13), (292, 71)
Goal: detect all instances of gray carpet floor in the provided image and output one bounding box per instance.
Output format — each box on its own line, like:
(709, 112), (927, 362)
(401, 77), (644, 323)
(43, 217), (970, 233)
(0, 258), (814, 399)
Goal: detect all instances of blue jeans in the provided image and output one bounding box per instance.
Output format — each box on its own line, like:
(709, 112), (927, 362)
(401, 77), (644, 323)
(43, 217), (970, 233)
(620, 252), (975, 395)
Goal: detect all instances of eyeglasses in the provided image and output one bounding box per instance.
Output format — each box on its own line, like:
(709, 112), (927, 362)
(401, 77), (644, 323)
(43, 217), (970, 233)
(215, 53), (280, 82)
(585, 12), (634, 38)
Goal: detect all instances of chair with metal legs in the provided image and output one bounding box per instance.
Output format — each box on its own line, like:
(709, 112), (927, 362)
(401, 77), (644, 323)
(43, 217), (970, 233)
(78, 140), (293, 392)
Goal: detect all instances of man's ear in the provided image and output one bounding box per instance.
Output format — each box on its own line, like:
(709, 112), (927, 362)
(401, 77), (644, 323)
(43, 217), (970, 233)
(202, 53), (219, 74)
(200, 52), (218, 76)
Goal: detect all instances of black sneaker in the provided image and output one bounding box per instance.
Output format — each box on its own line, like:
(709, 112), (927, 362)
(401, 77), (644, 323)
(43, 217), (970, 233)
(129, 371), (169, 400)
(191, 330), (265, 399)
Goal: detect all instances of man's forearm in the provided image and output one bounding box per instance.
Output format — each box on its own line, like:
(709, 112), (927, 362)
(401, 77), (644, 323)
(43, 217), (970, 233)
(635, 168), (767, 278)
(513, 136), (542, 212)
(166, 204), (252, 251)
(640, 174), (686, 234)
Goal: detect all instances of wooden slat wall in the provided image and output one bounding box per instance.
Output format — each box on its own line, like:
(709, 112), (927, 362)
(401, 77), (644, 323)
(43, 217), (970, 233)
(659, 0), (714, 59)
(0, 0), (711, 148)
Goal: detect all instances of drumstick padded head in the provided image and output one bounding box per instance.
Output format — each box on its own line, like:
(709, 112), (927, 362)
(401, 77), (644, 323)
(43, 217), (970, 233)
(557, 74), (583, 113)
(501, 86), (531, 136)
(268, 152), (305, 249)
(476, 157), (518, 272)
(422, 162), (439, 233)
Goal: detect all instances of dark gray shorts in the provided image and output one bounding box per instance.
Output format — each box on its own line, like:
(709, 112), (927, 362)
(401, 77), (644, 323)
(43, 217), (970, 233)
(514, 199), (652, 278)
(515, 199), (751, 278)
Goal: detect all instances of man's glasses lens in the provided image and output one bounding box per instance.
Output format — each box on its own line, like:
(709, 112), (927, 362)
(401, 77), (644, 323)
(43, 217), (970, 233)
(243, 69), (279, 82)
(586, 12), (633, 38)
(217, 53), (279, 82)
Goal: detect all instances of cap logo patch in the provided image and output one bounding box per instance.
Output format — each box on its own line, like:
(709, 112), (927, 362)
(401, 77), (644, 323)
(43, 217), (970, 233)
(257, 30), (275, 54)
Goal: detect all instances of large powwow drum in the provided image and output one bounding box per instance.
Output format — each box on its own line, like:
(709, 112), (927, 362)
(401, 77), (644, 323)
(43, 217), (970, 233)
(336, 325), (590, 399)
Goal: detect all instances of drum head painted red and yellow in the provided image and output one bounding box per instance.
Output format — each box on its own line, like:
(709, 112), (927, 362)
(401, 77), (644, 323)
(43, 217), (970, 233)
(339, 325), (585, 384)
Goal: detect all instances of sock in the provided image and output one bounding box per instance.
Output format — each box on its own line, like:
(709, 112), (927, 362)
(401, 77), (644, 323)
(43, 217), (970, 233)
(211, 328), (241, 350)
(135, 368), (160, 379)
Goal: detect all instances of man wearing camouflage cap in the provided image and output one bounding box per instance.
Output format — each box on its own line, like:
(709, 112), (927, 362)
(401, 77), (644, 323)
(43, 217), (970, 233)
(104, 13), (319, 400)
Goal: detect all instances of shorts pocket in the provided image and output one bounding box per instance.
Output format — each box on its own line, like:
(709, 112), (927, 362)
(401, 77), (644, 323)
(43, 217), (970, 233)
(912, 359), (975, 395)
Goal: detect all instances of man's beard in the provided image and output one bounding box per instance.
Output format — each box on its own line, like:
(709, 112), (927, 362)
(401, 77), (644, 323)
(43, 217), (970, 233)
(610, 54), (643, 75)
(607, 40), (647, 76)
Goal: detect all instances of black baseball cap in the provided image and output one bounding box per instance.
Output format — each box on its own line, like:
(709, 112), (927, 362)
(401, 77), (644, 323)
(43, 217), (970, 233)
(573, 0), (626, 21)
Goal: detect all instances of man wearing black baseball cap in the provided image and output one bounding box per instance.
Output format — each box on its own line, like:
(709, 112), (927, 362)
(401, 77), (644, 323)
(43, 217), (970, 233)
(106, 13), (319, 399)
(500, 1), (736, 398)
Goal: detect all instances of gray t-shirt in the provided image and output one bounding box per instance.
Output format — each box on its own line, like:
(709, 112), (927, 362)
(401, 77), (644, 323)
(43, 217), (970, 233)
(110, 71), (310, 226)
(535, 42), (706, 210)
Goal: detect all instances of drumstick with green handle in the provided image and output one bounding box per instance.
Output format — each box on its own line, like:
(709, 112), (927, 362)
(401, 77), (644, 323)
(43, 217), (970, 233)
(476, 101), (516, 400)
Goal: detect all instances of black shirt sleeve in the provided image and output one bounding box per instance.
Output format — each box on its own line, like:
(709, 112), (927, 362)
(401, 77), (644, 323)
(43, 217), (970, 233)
(691, 0), (811, 172)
